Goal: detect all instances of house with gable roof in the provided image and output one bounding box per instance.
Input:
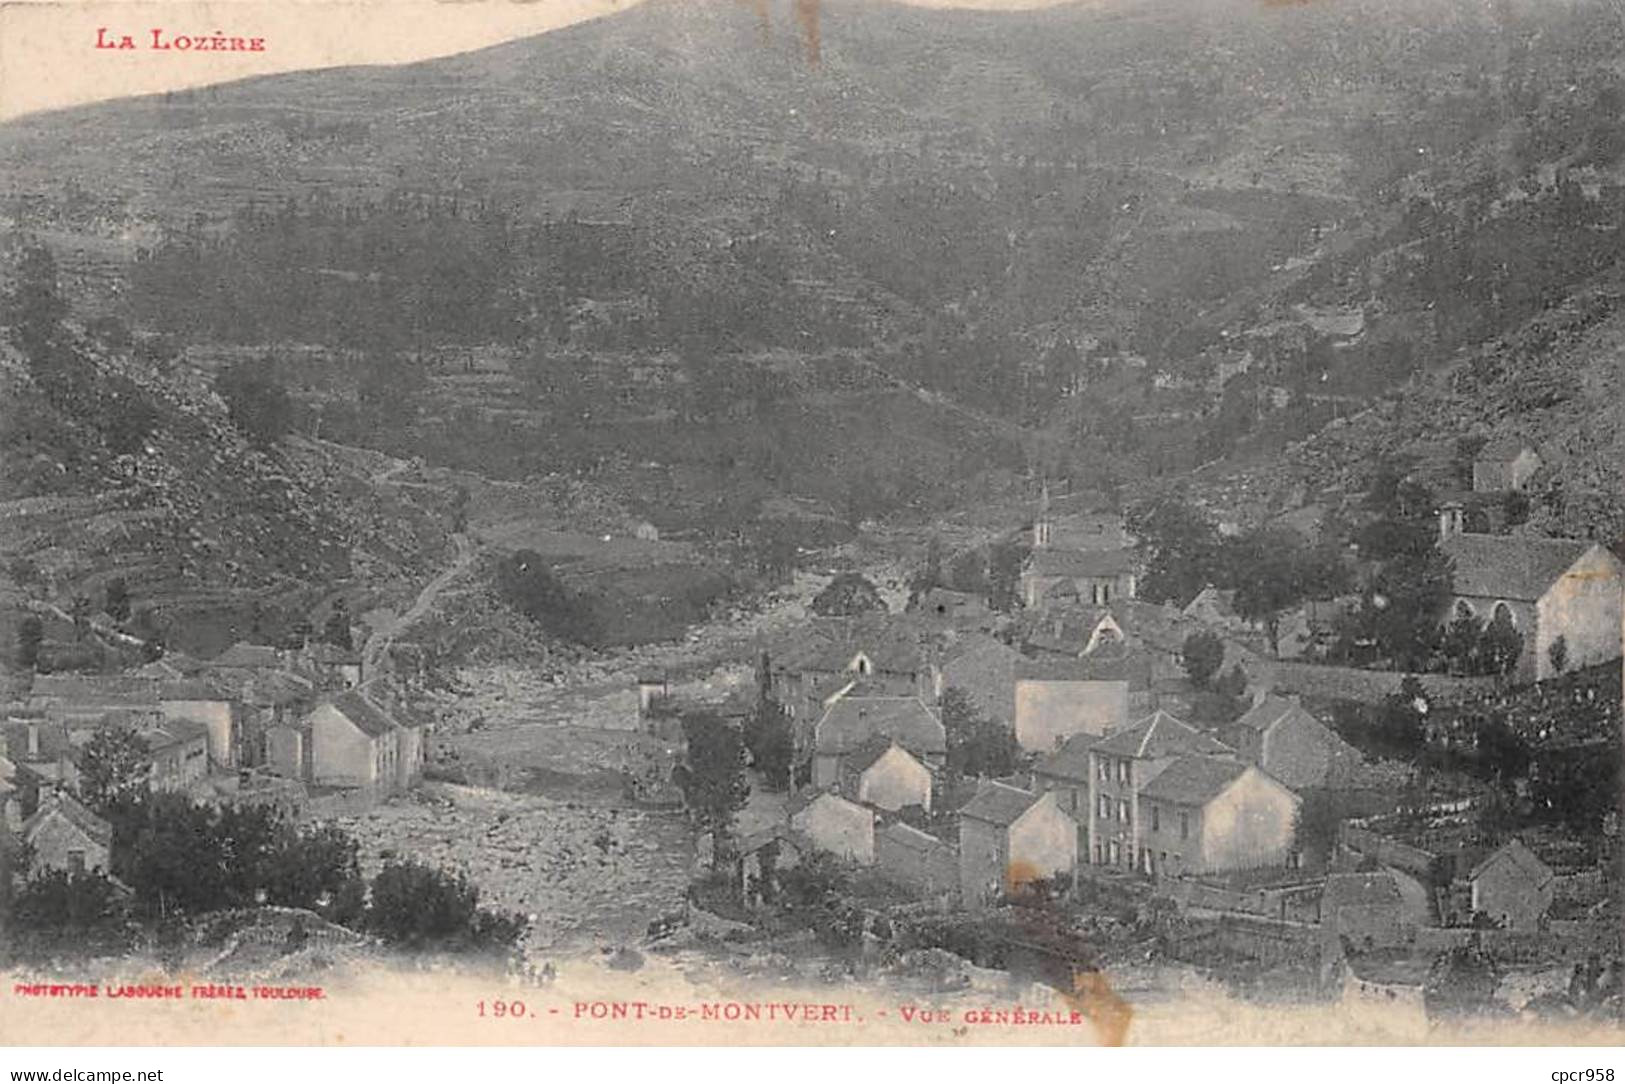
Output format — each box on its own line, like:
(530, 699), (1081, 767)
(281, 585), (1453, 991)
(1465, 838), (1554, 931)
(1437, 510), (1624, 681)
(1471, 438), (1542, 493)
(957, 781), (1077, 909)
(21, 789), (113, 876)
(811, 695), (945, 789)
(306, 689), (424, 793)
(1012, 648), (1153, 754)
(789, 790), (876, 864)
(837, 736), (934, 812)
(1136, 755), (1300, 877)
(1082, 709), (1235, 872)
(876, 821), (957, 895)
(1223, 694), (1363, 791)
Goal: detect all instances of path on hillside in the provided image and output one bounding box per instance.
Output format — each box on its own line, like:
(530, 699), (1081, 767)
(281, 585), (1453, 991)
(363, 532), (477, 674)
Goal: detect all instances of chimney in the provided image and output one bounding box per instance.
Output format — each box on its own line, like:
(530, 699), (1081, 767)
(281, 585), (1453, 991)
(1438, 502), (1464, 542)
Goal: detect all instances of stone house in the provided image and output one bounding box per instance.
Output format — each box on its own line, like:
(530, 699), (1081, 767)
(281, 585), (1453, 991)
(769, 620), (941, 728)
(1321, 870), (1411, 951)
(21, 790), (112, 876)
(1182, 586), (1250, 635)
(838, 738), (934, 813)
(139, 719), (211, 792)
(910, 587), (991, 620)
(938, 633), (1023, 731)
(299, 642), (363, 690)
(1222, 694), (1363, 791)
(957, 781), (1077, 910)
(27, 675), (165, 730)
(307, 689), (424, 793)
(1466, 838), (1554, 930)
(789, 791), (876, 865)
(811, 695), (945, 789)
(1437, 509), (1624, 682)
(158, 678), (243, 770)
(1472, 439), (1542, 493)
(1084, 710), (1235, 872)
(875, 821), (957, 896)
(1013, 649), (1152, 754)
(1136, 756), (1300, 877)
(736, 825), (808, 908)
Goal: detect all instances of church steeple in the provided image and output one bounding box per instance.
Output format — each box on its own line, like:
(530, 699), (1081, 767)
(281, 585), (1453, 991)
(1035, 479), (1052, 549)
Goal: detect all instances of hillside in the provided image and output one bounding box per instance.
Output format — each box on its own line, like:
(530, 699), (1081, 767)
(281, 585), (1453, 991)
(3, 0), (1625, 567)
(0, 312), (457, 662)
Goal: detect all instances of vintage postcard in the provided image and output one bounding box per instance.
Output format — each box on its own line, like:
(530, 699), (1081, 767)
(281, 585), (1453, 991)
(0, 0), (1621, 1049)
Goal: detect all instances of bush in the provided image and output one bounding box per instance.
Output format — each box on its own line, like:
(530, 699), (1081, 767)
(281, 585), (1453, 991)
(364, 859), (525, 952)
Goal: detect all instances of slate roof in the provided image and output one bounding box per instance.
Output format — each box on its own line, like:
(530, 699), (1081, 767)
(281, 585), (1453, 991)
(208, 642), (287, 669)
(1026, 548), (1136, 578)
(1014, 648), (1151, 684)
(845, 735), (909, 776)
(158, 678), (231, 702)
(1091, 710), (1233, 760)
(140, 718), (211, 751)
(0, 720), (74, 763)
(23, 791), (114, 849)
(1234, 696), (1308, 733)
(940, 634), (1022, 724)
(776, 617), (932, 675)
(1474, 436), (1538, 464)
(1441, 533), (1599, 602)
(814, 696), (945, 757)
(1323, 871), (1403, 910)
(1469, 838), (1554, 887)
(327, 690), (400, 739)
(1032, 732), (1096, 782)
(305, 642), (361, 666)
(958, 780), (1040, 826)
(1137, 755), (1248, 806)
(28, 675), (159, 706)
(879, 821), (950, 853)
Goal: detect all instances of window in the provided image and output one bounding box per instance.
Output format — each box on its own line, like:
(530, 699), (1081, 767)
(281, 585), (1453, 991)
(1179, 812), (1190, 841)
(1099, 795), (1111, 820)
(67, 851), (86, 875)
(1118, 799), (1130, 823)
(1094, 844), (1103, 865)
(1151, 805), (1160, 832)
(1097, 758), (1109, 782)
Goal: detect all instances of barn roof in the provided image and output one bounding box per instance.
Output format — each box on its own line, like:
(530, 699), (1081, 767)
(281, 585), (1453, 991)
(879, 821), (949, 853)
(1033, 732), (1097, 782)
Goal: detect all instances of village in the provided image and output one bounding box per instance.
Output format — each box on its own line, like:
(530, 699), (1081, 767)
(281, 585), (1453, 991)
(3, 431), (1621, 1033)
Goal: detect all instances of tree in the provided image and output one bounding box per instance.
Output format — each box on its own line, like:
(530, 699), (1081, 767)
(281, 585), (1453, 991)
(907, 535), (945, 604)
(1292, 788), (1352, 868)
(1180, 630), (1225, 688)
(322, 598), (354, 650)
(986, 540), (1029, 613)
(941, 687), (1017, 779)
(671, 711), (750, 868)
(16, 615), (43, 671)
(744, 696), (795, 791)
(1441, 607), (1483, 675)
(1477, 607), (1524, 678)
(76, 728), (151, 813)
(1547, 634), (1568, 676)
(494, 549), (599, 643)
(1126, 498), (1221, 605)
(365, 859), (522, 951)
(12, 869), (119, 931)
(216, 360), (294, 447)
(104, 578), (131, 626)
(1376, 676), (1428, 758)
(810, 572), (886, 617)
